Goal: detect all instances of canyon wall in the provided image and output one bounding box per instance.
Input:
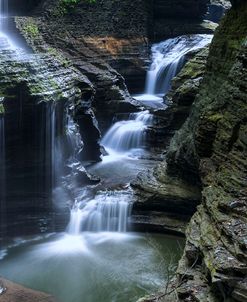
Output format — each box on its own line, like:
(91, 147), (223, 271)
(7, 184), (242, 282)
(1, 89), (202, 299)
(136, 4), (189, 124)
(137, 0), (247, 301)
(17, 0), (215, 94)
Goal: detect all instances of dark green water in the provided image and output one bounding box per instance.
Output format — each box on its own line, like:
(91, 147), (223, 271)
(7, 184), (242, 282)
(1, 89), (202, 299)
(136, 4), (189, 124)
(0, 232), (184, 302)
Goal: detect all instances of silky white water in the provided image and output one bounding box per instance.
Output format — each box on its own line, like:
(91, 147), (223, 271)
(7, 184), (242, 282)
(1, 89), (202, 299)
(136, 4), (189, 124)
(0, 4), (186, 301)
(0, 232), (184, 302)
(101, 110), (153, 155)
(134, 34), (213, 106)
(65, 110), (153, 236)
(0, 112), (6, 235)
(67, 190), (132, 234)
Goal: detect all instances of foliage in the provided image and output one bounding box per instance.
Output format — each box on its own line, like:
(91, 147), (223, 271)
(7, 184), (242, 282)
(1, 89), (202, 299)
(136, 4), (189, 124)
(0, 103), (4, 115)
(22, 20), (39, 39)
(55, 0), (96, 16)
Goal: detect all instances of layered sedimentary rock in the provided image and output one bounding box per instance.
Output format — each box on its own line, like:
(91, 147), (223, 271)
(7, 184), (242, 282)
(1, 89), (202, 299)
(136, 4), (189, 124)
(16, 0), (216, 96)
(16, 13), (141, 129)
(146, 46), (211, 148)
(152, 0), (216, 41)
(0, 43), (101, 237)
(132, 45), (211, 233)
(207, 0), (231, 22)
(137, 1), (247, 301)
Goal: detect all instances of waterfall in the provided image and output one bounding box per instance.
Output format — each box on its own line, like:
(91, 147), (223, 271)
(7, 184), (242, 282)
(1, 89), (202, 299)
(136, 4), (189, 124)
(65, 111), (151, 236)
(0, 0), (8, 30)
(64, 112), (135, 235)
(0, 0), (17, 50)
(134, 34), (213, 106)
(101, 110), (153, 155)
(0, 105), (6, 236)
(67, 190), (132, 234)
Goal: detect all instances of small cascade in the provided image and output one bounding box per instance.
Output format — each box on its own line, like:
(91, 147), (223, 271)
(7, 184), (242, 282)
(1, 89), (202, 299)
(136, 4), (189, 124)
(134, 34), (213, 107)
(67, 190), (132, 234)
(101, 110), (153, 154)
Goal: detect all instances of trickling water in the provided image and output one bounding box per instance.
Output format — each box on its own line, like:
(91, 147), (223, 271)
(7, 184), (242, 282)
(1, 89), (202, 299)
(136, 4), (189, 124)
(0, 0), (8, 29)
(102, 110), (153, 154)
(0, 104), (6, 236)
(134, 34), (213, 106)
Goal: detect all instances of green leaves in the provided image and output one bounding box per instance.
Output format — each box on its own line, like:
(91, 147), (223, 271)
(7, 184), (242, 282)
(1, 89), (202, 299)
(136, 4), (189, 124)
(56, 0), (96, 16)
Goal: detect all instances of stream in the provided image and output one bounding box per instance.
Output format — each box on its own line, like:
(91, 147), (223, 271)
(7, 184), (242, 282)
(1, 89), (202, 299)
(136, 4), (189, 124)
(0, 3), (213, 301)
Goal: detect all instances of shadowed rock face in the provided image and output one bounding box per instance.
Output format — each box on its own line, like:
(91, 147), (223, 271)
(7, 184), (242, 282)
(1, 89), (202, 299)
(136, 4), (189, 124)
(19, 0), (215, 95)
(137, 1), (247, 301)
(0, 45), (101, 238)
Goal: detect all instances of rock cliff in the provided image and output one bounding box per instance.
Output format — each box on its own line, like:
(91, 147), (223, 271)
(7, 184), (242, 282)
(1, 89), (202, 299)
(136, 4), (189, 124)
(136, 0), (247, 300)
(17, 0), (216, 95)
(0, 42), (101, 237)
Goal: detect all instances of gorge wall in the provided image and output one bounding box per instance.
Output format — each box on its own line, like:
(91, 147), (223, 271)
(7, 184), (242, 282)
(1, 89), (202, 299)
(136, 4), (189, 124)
(2, 0), (246, 301)
(136, 0), (247, 301)
(15, 0), (216, 95)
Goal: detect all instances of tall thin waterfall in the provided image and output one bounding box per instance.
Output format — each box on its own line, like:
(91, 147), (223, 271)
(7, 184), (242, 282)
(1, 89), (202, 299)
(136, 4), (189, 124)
(0, 105), (6, 235)
(0, 0), (8, 30)
(46, 103), (84, 203)
(101, 110), (153, 154)
(134, 34), (213, 106)
(0, 0), (17, 50)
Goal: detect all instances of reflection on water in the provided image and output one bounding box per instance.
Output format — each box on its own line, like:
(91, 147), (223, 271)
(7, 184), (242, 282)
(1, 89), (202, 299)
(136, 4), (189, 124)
(0, 232), (184, 302)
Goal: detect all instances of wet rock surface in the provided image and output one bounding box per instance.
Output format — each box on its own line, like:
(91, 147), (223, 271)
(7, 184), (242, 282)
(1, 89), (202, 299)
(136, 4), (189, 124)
(147, 45), (211, 148)
(19, 0), (216, 96)
(0, 278), (57, 302)
(15, 15), (141, 131)
(0, 44), (101, 238)
(138, 1), (247, 301)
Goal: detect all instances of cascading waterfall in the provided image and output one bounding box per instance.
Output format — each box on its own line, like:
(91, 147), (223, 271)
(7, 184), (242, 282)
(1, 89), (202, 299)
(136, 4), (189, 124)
(134, 34), (213, 106)
(101, 110), (153, 155)
(67, 191), (132, 234)
(64, 112), (152, 236)
(64, 115), (134, 234)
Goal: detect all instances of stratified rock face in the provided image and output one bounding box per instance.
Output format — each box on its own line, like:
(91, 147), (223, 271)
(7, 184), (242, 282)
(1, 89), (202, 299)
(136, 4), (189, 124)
(0, 44), (101, 237)
(147, 46), (211, 148)
(24, 0), (215, 95)
(161, 2), (247, 301)
(152, 0), (217, 41)
(207, 0), (231, 22)
(15, 13), (142, 129)
(131, 45), (211, 228)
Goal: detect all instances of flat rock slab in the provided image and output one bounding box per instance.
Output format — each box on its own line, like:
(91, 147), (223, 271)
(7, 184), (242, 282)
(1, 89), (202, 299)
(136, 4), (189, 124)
(0, 278), (57, 302)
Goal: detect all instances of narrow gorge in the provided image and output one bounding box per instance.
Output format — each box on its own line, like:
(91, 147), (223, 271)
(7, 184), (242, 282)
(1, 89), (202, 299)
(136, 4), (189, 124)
(0, 1), (246, 302)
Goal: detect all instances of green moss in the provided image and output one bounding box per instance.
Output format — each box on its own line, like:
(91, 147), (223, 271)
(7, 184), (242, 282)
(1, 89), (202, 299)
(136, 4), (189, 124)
(0, 103), (4, 114)
(207, 113), (223, 122)
(22, 19), (39, 39)
(47, 48), (71, 67)
(54, 0), (96, 17)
